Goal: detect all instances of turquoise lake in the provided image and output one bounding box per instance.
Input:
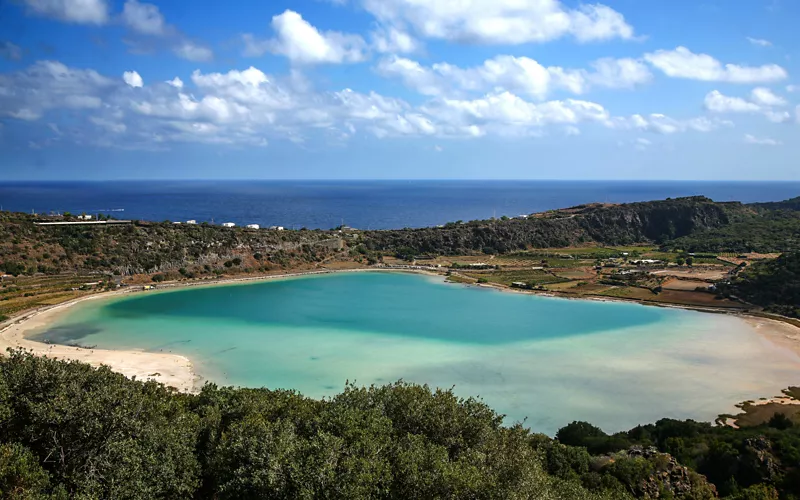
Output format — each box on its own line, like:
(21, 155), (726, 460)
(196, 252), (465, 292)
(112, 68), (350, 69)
(34, 272), (800, 435)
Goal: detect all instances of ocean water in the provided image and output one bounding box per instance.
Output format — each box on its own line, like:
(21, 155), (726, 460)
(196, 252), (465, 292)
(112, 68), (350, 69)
(34, 272), (800, 435)
(2, 180), (799, 230)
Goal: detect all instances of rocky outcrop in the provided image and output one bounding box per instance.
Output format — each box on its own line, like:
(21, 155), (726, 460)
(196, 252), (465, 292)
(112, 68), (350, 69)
(608, 446), (718, 499)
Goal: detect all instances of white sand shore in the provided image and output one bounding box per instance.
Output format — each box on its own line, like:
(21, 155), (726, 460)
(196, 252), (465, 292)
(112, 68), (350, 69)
(0, 268), (441, 393)
(3, 268), (800, 401)
(743, 317), (800, 360)
(0, 293), (196, 392)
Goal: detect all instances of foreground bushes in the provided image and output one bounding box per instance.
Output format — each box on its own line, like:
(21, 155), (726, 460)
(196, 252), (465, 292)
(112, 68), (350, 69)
(1, 351), (797, 499)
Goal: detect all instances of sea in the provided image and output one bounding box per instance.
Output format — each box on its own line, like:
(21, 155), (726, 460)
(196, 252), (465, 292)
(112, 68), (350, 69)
(33, 273), (800, 435)
(1, 180), (799, 230)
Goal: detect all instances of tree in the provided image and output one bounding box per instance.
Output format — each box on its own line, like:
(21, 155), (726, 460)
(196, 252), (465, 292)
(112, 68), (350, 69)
(686, 256), (694, 267)
(676, 257), (686, 266)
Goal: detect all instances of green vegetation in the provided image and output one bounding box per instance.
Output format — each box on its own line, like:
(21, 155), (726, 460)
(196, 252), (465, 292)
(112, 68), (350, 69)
(663, 211), (800, 254)
(719, 252), (800, 318)
(557, 417), (800, 499)
(5, 351), (800, 499)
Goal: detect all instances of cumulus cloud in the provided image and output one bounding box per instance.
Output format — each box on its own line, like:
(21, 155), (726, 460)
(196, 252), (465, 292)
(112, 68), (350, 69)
(371, 27), (419, 54)
(586, 58), (652, 89)
(704, 89), (789, 122)
(119, 1), (213, 62)
(0, 61), (114, 122)
(123, 70), (143, 88)
(746, 37), (772, 47)
(0, 41), (23, 61)
(609, 113), (730, 135)
(376, 55), (650, 100)
(360, 0), (634, 45)
(750, 87), (786, 106)
(644, 46), (787, 83)
(704, 90), (760, 113)
(744, 134), (781, 146)
(173, 41), (213, 62)
(166, 77), (183, 88)
(122, 0), (166, 35)
(763, 110), (791, 123)
(0, 60), (730, 150)
(243, 10), (366, 64)
(22, 0), (109, 24)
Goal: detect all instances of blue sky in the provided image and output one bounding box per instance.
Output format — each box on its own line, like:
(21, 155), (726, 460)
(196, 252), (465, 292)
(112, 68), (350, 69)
(0, 0), (798, 180)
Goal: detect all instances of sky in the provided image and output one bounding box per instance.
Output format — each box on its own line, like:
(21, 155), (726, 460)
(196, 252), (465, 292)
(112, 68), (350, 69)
(0, 0), (799, 180)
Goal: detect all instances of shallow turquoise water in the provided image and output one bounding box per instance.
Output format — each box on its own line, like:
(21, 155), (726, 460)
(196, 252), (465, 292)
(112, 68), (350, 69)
(35, 272), (800, 435)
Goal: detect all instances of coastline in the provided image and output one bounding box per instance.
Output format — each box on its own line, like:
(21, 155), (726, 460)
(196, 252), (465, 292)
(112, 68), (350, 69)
(3, 267), (800, 409)
(0, 267), (441, 393)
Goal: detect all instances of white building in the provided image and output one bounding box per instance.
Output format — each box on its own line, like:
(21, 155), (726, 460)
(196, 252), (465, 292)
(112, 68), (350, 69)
(246, 224), (260, 229)
(77, 214), (93, 220)
(269, 225), (285, 231)
(222, 222), (236, 228)
(186, 220), (197, 225)
(172, 222), (182, 225)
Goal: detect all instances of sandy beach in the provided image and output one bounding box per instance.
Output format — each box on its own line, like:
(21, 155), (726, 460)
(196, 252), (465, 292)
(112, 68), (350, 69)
(3, 268), (800, 402)
(0, 292), (196, 392)
(0, 268), (439, 393)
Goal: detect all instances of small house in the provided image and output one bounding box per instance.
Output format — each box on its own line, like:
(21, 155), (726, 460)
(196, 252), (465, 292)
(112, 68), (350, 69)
(246, 224), (260, 229)
(77, 214), (93, 220)
(186, 220), (197, 225)
(222, 222), (236, 228)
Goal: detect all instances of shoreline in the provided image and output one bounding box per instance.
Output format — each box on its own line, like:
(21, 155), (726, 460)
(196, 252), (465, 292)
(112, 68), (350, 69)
(3, 267), (800, 410)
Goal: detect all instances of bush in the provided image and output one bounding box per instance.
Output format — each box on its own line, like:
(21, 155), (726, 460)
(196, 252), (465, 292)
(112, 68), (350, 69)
(152, 274), (166, 282)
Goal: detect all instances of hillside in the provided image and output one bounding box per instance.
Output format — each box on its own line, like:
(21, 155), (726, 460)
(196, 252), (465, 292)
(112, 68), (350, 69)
(0, 195), (797, 279)
(719, 251), (800, 318)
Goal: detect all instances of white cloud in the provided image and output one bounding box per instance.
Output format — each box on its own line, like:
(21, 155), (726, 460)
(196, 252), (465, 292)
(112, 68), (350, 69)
(704, 89), (790, 122)
(0, 60), (114, 121)
(377, 55), (650, 99)
(22, 0), (109, 24)
(764, 110), (791, 123)
(90, 115), (126, 133)
(360, 0), (635, 44)
(610, 113), (730, 135)
(433, 145), (443, 152)
(371, 27), (419, 54)
(750, 87), (786, 106)
(788, 85), (798, 93)
(419, 92), (611, 139)
(746, 37), (772, 47)
(166, 77), (183, 88)
(173, 41), (213, 62)
(644, 46), (787, 83)
(123, 70), (143, 88)
(704, 90), (760, 113)
(744, 134), (781, 146)
(244, 10), (366, 65)
(0, 60), (733, 150)
(0, 41), (23, 61)
(122, 0), (166, 35)
(587, 58), (652, 89)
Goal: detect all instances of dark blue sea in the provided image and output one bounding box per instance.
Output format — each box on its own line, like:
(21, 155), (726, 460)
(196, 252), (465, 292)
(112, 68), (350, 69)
(1, 180), (798, 230)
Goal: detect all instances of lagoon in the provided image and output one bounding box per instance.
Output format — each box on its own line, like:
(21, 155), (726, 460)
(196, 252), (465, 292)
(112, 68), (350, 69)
(33, 272), (800, 435)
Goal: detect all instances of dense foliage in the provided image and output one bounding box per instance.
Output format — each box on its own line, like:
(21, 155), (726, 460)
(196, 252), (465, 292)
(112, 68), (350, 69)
(0, 351), (727, 499)
(3, 352), (800, 499)
(662, 212), (800, 254)
(719, 252), (800, 318)
(557, 416), (800, 499)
